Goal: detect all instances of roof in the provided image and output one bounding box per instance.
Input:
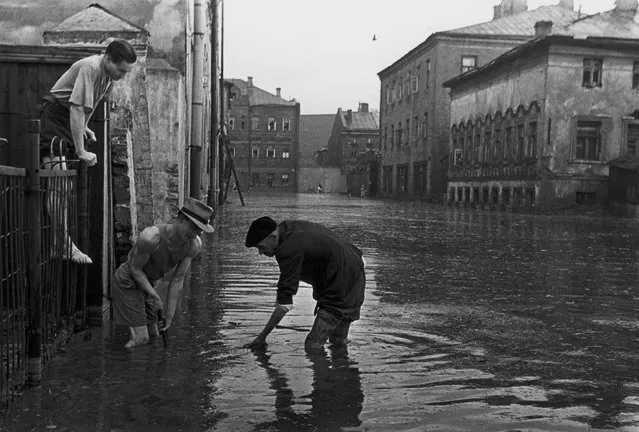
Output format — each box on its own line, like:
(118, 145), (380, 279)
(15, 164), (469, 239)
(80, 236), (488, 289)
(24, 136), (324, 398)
(300, 114), (334, 148)
(338, 109), (379, 131)
(610, 154), (639, 171)
(563, 9), (639, 39)
(448, 5), (580, 36)
(379, 4), (581, 77)
(48, 3), (148, 35)
(227, 78), (298, 107)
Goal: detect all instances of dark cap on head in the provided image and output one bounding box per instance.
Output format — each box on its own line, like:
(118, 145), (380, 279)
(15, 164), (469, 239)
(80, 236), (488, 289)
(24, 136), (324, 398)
(245, 216), (277, 247)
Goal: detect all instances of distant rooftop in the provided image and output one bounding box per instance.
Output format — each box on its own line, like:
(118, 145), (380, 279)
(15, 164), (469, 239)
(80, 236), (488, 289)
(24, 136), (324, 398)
(47, 3), (148, 34)
(227, 78), (298, 107)
(338, 105), (379, 131)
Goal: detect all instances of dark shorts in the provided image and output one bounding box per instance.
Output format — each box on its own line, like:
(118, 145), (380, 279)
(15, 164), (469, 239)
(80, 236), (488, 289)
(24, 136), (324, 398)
(39, 98), (75, 161)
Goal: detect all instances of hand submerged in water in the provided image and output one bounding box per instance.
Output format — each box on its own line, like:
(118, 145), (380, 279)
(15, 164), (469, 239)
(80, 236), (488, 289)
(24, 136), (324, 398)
(243, 336), (267, 349)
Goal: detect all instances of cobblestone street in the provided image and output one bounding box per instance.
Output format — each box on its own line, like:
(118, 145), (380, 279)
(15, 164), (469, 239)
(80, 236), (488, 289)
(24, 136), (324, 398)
(3, 192), (639, 431)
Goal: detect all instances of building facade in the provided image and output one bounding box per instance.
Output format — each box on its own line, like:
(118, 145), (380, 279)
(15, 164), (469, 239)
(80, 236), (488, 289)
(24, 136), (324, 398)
(327, 103), (380, 195)
(377, 0), (579, 201)
(298, 114), (340, 193)
(226, 77), (300, 191)
(444, 2), (639, 211)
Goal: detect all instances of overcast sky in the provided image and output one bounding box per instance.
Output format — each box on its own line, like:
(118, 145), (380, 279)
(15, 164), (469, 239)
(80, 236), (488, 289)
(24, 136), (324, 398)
(224, 0), (613, 114)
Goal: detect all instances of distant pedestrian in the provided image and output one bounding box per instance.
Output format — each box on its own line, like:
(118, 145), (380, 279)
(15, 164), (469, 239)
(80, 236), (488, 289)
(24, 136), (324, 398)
(40, 39), (137, 263)
(360, 185), (365, 198)
(244, 216), (366, 352)
(112, 198), (214, 348)
(317, 183), (323, 194)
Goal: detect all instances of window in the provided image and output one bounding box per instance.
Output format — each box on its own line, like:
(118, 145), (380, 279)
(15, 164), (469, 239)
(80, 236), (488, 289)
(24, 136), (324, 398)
(397, 165), (408, 194)
(251, 116), (260, 130)
(582, 58), (603, 88)
(527, 122), (537, 157)
(267, 117), (276, 131)
(516, 124), (525, 160)
(461, 55), (477, 74)
(386, 88), (394, 104)
(240, 116), (246, 130)
(454, 148), (463, 166)
(505, 127), (513, 161)
(405, 119), (410, 145)
(403, 79), (411, 97)
(350, 143), (358, 157)
(474, 133), (481, 163)
(266, 173), (274, 187)
(395, 85), (402, 101)
(383, 126), (388, 150)
(575, 120), (601, 160)
(266, 147), (275, 158)
(411, 76), (419, 93)
(494, 128), (501, 161)
(252, 147), (259, 158)
(426, 59), (431, 89)
(281, 173), (289, 185)
(229, 116), (236, 130)
(633, 61), (639, 89)
(422, 112), (428, 139)
(391, 125), (395, 149)
(484, 131), (491, 163)
(627, 123), (639, 156)
(282, 118), (291, 132)
(414, 116), (420, 140)
(251, 172), (260, 186)
(397, 122), (403, 148)
(282, 149), (290, 159)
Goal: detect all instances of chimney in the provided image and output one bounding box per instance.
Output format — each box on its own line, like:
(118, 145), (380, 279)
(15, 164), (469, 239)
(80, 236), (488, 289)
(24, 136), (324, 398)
(276, 87), (281, 97)
(359, 102), (369, 112)
(247, 76), (253, 87)
(534, 20), (553, 37)
(493, 5), (502, 19)
(346, 109), (353, 122)
(495, 0), (528, 18)
(614, 0), (639, 19)
(558, 0), (574, 10)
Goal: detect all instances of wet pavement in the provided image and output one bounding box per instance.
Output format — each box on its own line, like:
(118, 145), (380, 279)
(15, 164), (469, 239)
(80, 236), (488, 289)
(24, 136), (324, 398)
(3, 192), (639, 431)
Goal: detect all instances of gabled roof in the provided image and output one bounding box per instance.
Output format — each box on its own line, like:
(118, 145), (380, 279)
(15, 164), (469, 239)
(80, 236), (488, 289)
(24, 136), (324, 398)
(300, 114), (334, 148)
(338, 109), (379, 131)
(443, 5), (639, 89)
(48, 3), (148, 35)
(379, 4), (582, 77)
(227, 78), (298, 107)
(447, 5), (580, 36)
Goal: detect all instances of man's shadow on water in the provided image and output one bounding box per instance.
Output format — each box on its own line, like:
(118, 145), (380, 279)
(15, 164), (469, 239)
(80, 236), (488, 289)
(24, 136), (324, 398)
(250, 345), (364, 431)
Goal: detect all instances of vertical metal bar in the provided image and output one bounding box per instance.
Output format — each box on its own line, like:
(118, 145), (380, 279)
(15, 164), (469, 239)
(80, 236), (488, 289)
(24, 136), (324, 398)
(76, 162), (88, 330)
(207, 0), (219, 209)
(25, 118), (42, 385)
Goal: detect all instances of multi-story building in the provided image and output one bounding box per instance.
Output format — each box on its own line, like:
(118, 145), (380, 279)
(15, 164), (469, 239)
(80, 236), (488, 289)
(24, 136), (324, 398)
(444, 1), (639, 211)
(298, 114), (338, 192)
(327, 103), (380, 195)
(378, 0), (579, 201)
(226, 77), (300, 191)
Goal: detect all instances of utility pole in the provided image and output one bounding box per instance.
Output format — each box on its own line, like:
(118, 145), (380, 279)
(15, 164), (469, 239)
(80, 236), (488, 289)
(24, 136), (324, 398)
(207, 0), (219, 208)
(189, 0), (205, 199)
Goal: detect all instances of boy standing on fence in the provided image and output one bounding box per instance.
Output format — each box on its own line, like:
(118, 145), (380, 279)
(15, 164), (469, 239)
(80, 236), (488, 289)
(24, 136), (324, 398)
(39, 39), (137, 264)
(111, 198), (214, 348)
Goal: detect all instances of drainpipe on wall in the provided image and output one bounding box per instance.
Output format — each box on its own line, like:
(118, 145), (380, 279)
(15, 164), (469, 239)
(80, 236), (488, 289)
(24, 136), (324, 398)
(208, 0), (219, 209)
(189, 0), (205, 199)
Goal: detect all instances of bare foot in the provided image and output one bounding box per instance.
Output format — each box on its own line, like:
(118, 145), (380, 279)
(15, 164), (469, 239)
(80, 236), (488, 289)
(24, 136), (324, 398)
(68, 248), (93, 264)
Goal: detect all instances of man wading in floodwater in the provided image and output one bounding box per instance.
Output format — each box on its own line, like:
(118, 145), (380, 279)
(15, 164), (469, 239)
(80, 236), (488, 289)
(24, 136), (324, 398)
(244, 217), (366, 352)
(111, 198), (214, 348)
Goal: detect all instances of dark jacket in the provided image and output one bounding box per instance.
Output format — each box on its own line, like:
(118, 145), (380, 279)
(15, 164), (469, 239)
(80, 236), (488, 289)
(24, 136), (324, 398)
(275, 220), (365, 321)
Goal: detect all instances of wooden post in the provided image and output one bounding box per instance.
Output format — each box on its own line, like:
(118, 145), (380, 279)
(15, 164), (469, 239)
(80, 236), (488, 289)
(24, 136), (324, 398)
(76, 160), (88, 330)
(26, 118), (42, 385)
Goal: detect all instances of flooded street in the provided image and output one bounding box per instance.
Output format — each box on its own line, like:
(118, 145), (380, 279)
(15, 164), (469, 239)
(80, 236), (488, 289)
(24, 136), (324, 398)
(3, 192), (639, 431)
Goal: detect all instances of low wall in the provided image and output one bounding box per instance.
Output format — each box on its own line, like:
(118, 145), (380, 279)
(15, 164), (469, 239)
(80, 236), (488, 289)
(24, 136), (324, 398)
(297, 167), (341, 193)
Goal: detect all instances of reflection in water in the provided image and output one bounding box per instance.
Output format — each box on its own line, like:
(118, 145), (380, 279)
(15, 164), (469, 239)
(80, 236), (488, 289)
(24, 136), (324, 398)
(250, 345), (363, 431)
(4, 193), (639, 431)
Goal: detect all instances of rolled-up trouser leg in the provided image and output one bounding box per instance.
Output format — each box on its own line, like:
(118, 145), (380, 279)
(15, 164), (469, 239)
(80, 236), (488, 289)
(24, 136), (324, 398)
(305, 309), (348, 352)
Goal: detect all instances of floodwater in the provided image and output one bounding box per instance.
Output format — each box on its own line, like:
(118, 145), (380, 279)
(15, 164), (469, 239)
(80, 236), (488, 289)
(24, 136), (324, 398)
(3, 192), (639, 431)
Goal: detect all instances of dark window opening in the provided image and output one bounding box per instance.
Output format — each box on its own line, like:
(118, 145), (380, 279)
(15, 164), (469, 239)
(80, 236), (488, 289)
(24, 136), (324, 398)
(582, 58), (603, 88)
